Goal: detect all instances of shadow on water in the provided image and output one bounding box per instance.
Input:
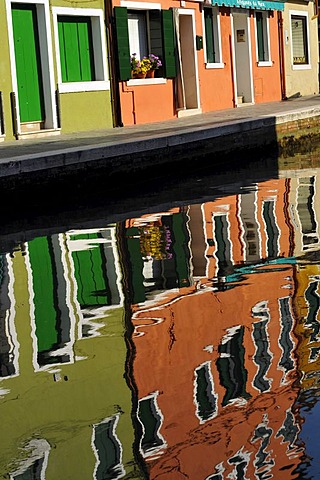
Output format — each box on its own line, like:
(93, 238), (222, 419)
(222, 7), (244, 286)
(0, 149), (281, 254)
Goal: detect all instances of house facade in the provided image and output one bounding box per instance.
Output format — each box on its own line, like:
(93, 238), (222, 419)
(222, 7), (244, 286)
(0, 0), (114, 141)
(281, 0), (319, 98)
(111, 0), (286, 125)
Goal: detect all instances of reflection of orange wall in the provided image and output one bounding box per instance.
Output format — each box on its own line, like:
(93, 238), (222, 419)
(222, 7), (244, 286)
(132, 266), (299, 479)
(202, 179), (291, 279)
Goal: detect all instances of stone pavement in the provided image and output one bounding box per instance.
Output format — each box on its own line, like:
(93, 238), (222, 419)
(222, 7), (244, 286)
(1, 94), (320, 180)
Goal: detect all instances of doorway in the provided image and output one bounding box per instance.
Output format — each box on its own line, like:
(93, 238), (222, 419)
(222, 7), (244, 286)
(232, 10), (254, 105)
(8, 1), (57, 136)
(175, 9), (201, 116)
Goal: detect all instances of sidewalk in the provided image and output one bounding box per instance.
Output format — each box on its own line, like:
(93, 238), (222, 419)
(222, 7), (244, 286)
(1, 94), (320, 180)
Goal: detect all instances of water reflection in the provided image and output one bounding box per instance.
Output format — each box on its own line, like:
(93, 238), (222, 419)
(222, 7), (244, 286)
(2, 167), (320, 478)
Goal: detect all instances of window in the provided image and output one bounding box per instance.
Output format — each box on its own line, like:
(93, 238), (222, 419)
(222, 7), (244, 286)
(213, 214), (233, 277)
(92, 415), (125, 480)
(114, 5), (176, 81)
(262, 200), (279, 258)
(194, 362), (218, 423)
(216, 326), (250, 406)
(255, 11), (271, 65)
(203, 7), (223, 67)
(137, 393), (166, 458)
(291, 12), (310, 67)
(53, 7), (109, 92)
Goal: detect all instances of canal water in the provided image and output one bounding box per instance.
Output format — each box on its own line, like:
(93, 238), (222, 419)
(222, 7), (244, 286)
(1, 154), (320, 479)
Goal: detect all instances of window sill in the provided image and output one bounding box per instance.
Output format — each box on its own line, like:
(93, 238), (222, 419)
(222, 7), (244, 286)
(292, 64), (311, 70)
(205, 62), (224, 69)
(257, 61), (272, 67)
(58, 80), (110, 93)
(127, 78), (167, 86)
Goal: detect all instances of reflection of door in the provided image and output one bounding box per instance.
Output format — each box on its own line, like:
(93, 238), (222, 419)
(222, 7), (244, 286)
(12, 4), (45, 123)
(232, 11), (253, 105)
(175, 9), (200, 116)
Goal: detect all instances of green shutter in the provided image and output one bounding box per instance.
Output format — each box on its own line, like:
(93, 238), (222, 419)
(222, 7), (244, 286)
(162, 9), (176, 78)
(58, 16), (95, 82)
(256, 12), (265, 62)
(12, 4), (45, 122)
(204, 9), (215, 63)
(149, 10), (163, 57)
(114, 7), (131, 81)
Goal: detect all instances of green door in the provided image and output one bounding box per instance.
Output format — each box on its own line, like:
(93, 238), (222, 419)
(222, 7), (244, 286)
(12, 4), (45, 123)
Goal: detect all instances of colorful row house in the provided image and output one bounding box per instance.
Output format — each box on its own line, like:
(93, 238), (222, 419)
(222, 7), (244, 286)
(0, 0), (319, 140)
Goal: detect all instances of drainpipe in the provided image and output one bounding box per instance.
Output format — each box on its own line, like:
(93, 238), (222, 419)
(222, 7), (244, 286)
(277, 10), (287, 100)
(104, 0), (123, 127)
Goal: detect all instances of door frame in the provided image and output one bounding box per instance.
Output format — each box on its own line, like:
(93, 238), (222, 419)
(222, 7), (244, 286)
(6, 0), (58, 134)
(230, 9), (254, 106)
(176, 8), (201, 116)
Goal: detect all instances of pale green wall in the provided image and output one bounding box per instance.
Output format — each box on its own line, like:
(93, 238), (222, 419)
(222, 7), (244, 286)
(59, 91), (113, 134)
(0, 251), (140, 479)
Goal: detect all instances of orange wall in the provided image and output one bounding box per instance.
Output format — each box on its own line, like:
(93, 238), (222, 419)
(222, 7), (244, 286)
(250, 12), (282, 103)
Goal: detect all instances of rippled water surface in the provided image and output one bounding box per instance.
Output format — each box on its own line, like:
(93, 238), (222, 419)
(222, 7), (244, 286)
(2, 155), (320, 479)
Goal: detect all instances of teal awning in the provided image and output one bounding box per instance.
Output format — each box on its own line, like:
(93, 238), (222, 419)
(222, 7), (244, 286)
(213, 0), (284, 10)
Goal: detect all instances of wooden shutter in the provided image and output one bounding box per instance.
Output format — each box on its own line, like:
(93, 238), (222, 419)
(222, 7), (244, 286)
(256, 12), (265, 62)
(58, 16), (95, 82)
(114, 7), (131, 81)
(204, 8), (215, 63)
(162, 9), (177, 78)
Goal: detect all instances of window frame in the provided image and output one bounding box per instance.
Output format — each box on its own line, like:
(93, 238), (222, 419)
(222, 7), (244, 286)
(52, 7), (110, 93)
(254, 10), (272, 67)
(120, 1), (167, 85)
(290, 10), (311, 70)
(203, 6), (224, 69)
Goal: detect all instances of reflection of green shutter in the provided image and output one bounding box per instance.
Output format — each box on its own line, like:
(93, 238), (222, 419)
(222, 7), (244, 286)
(204, 9), (215, 63)
(162, 9), (176, 78)
(94, 419), (121, 479)
(114, 7), (131, 81)
(58, 16), (95, 82)
(172, 213), (190, 287)
(71, 234), (110, 307)
(28, 237), (57, 353)
(126, 228), (145, 304)
(138, 397), (162, 452)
